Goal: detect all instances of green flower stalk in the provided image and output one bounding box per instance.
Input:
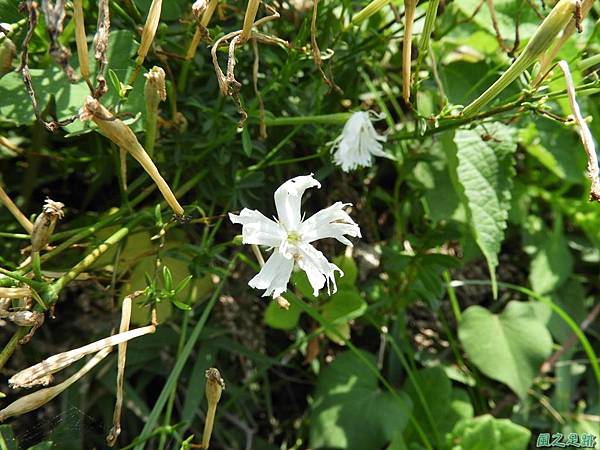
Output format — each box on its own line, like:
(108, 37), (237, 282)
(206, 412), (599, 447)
(535, 0), (593, 85)
(144, 66), (166, 156)
(128, 0), (163, 86)
(351, 0), (391, 26)
(462, 0), (577, 117)
(402, 0), (418, 104)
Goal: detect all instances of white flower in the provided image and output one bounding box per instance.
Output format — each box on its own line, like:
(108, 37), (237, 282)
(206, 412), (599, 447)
(229, 174), (361, 298)
(329, 111), (388, 172)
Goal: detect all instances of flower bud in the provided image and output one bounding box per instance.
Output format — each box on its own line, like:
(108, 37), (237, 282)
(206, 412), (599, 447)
(31, 199), (65, 253)
(144, 66), (166, 112)
(202, 368), (224, 449)
(192, 0), (208, 19)
(205, 367), (224, 405)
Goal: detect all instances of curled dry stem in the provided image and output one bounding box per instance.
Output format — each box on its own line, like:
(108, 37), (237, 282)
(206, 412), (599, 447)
(211, 5), (286, 126)
(557, 60), (600, 201)
(93, 0), (110, 97)
(106, 291), (142, 446)
(310, 0), (342, 94)
(18, 1), (78, 131)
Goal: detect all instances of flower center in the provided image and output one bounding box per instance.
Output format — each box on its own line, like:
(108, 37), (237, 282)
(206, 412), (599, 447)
(287, 230), (301, 244)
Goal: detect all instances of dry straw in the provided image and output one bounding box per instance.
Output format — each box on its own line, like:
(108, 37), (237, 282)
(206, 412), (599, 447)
(0, 347), (112, 422)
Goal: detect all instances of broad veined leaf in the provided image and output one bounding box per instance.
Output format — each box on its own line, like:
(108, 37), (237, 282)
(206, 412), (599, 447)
(310, 351), (412, 450)
(452, 122), (517, 297)
(0, 30), (145, 133)
(447, 414), (531, 450)
(458, 301), (553, 399)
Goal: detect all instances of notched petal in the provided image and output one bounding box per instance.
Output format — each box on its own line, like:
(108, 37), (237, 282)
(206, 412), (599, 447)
(248, 250), (294, 298)
(229, 209), (284, 247)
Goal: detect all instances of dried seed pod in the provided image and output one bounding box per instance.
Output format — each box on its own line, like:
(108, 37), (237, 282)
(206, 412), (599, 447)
(30, 199), (65, 253)
(0, 347), (111, 422)
(144, 66), (166, 110)
(80, 96), (185, 216)
(0, 287), (32, 299)
(5, 310), (44, 328)
(73, 0), (91, 87)
(0, 28), (16, 75)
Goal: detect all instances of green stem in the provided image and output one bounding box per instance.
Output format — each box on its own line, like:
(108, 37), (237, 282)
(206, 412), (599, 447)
(0, 328), (29, 370)
(48, 225), (134, 302)
(133, 259), (236, 450)
(145, 106), (158, 157)
(263, 113), (351, 126)
(158, 306), (190, 450)
(415, 0), (440, 76)
(444, 270), (461, 322)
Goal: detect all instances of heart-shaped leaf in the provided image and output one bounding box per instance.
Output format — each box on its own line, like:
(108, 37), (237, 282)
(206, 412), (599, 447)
(458, 301), (552, 399)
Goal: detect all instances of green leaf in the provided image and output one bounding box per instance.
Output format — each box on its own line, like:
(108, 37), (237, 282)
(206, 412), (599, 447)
(0, 30), (145, 133)
(333, 255), (358, 287)
(241, 127), (253, 157)
(171, 300), (192, 311)
(310, 351), (412, 450)
(0, 424), (19, 450)
(264, 296), (301, 330)
(452, 123), (517, 297)
(523, 216), (573, 295)
(458, 301), (553, 399)
(447, 415), (531, 450)
(322, 287), (367, 344)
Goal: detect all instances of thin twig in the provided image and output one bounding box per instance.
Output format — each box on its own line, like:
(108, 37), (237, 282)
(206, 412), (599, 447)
(557, 60), (600, 201)
(541, 299), (600, 373)
(251, 38), (267, 139)
(310, 0), (342, 94)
